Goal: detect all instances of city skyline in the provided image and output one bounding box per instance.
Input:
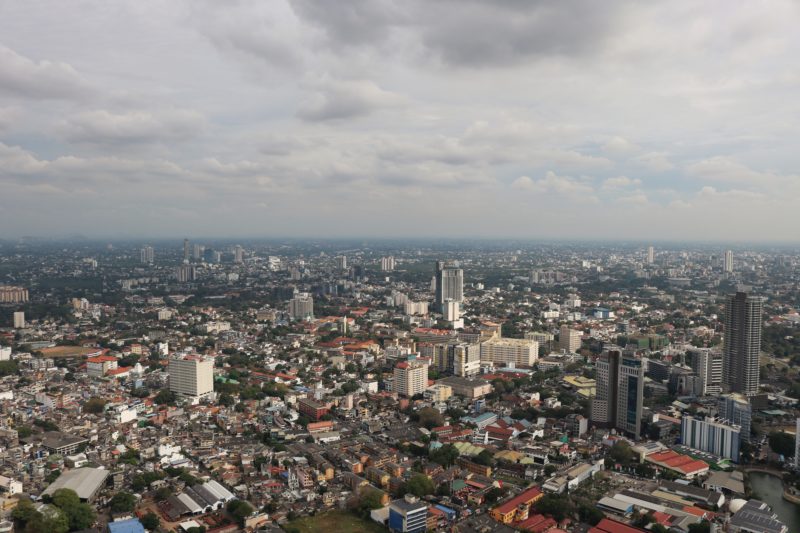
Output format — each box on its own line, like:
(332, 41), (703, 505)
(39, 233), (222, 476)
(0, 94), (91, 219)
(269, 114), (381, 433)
(1, 2), (800, 240)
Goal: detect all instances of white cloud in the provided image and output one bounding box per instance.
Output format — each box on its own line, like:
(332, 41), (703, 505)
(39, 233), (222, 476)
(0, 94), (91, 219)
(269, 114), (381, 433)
(603, 136), (639, 156)
(1, 1), (800, 239)
(634, 152), (674, 172)
(58, 109), (205, 144)
(512, 171), (595, 197)
(602, 176), (642, 189)
(0, 45), (90, 100)
(297, 79), (405, 121)
(686, 156), (781, 184)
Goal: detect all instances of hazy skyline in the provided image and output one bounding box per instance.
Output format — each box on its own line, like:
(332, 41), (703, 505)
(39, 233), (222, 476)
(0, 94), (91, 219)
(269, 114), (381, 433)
(1, 1), (799, 240)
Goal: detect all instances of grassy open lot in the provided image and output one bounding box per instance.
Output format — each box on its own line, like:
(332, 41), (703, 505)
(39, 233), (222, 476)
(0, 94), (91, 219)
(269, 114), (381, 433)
(39, 346), (101, 358)
(283, 511), (387, 533)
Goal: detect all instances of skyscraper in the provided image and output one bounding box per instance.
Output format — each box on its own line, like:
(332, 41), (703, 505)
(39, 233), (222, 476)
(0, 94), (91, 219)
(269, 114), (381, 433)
(175, 264), (196, 283)
(393, 356), (429, 397)
(723, 291), (764, 395)
(434, 261), (463, 311)
(591, 349), (644, 437)
(647, 245), (655, 264)
(169, 355), (214, 399)
(724, 250), (734, 273)
(140, 245), (154, 264)
(795, 418), (800, 468)
(288, 293), (314, 321)
(13, 311), (25, 329)
(681, 416), (741, 462)
(689, 348), (723, 395)
(335, 255), (347, 269)
(559, 325), (582, 353)
(234, 245), (244, 263)
(381, 256), (396, 271)
(717, 393), (752, 442)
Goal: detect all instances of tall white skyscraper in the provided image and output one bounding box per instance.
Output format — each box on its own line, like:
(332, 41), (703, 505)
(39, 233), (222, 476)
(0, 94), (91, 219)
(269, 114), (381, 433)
(591, 350), (644, 437)
(559, 325), (582, 353)
(288, 293), (314, 320)
(434, 261), (463, 312)
(381, 256), (396, 271)
(723, 291), (764, 395)
(689, 348), (723, 395)
(724, 250), (734, 272)
(13, 311), (25, 329)
(183, 238), (190, 262)
(234, 245), (244, 263)
(169, 355), (214, 399)
(795, 418), (800, 468)
(681, 416), (741, 462)
(175, 264), (196, 282)
(647, 246), (655, 264)
(140, 245), (154, 264)
(335, 255), (347, 269)
(393, 356), (429, 397)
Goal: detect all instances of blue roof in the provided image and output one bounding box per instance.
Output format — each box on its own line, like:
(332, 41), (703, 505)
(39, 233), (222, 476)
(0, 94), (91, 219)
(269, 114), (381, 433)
(462, 412), (496, 424)
(108, 518), (146, 533)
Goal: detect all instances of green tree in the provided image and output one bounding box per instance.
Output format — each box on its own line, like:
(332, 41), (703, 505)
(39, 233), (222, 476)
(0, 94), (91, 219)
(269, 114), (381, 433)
(406, 474), (435, 497)
(51, 489), (95, 531)
(607, 440), (634, 465)
(154, 389), (176, 405)
(140, 512), (160, 530)
(12, 498), (39, 526)
(578, 504), (605, 526)
(109, 491), (137, 513)
(472, 449), (493, 466)
(768, 431), (795, 457)
(83, 397), (107, 414)
(0, 360), (19, 376)
(534, 494), (575, 522)
(356, 487), (385, 517)
(429, 444), (459, 467)
(688, 521), (711, 533)
(25, 507), (69, 533)
(416, 407), (444, 429)
(226, 499), (254, 526)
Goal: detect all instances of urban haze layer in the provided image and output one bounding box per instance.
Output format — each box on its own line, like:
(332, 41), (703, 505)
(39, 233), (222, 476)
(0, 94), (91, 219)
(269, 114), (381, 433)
(0, 238), (798, 533)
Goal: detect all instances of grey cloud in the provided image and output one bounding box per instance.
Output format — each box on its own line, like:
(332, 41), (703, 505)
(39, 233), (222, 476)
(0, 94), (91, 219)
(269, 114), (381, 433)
(297, 79), (405, 121)
(0, 45), (90, 100)
(290, 0), (627, 66)
(58, 109), (205, 145)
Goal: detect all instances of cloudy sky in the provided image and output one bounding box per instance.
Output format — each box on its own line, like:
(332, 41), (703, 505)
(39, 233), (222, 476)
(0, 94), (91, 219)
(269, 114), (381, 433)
(1, 0), (799, 241)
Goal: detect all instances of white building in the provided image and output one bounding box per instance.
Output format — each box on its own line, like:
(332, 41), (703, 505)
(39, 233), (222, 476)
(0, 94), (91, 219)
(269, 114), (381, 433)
(381, 256), (396, 271)
(168, 356), (214, 399)
(480, 337), (538, 367)
(559, 325), (582, 353)
(404, 301), (429, 316)
(795, 418), (800, 468)
(288, 293), (314, 321)
(0, 475), (23, 495)
(681, 416), (741, 462)
(393, 357), (428, 397)
(724, 250), (734, 273)
(12, 312), (25, 329)
(689, 348), (723, 395)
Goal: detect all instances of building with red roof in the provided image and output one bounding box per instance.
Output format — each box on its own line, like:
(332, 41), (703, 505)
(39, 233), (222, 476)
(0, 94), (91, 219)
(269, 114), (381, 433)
(490, 486), (543, 524)
(645, 450), (709, 478)
(589, 518), (646, 533)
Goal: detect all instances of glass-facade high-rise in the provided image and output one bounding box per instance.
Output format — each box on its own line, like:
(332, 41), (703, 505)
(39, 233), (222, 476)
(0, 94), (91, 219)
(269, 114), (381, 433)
(723, 291), (764, 396)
